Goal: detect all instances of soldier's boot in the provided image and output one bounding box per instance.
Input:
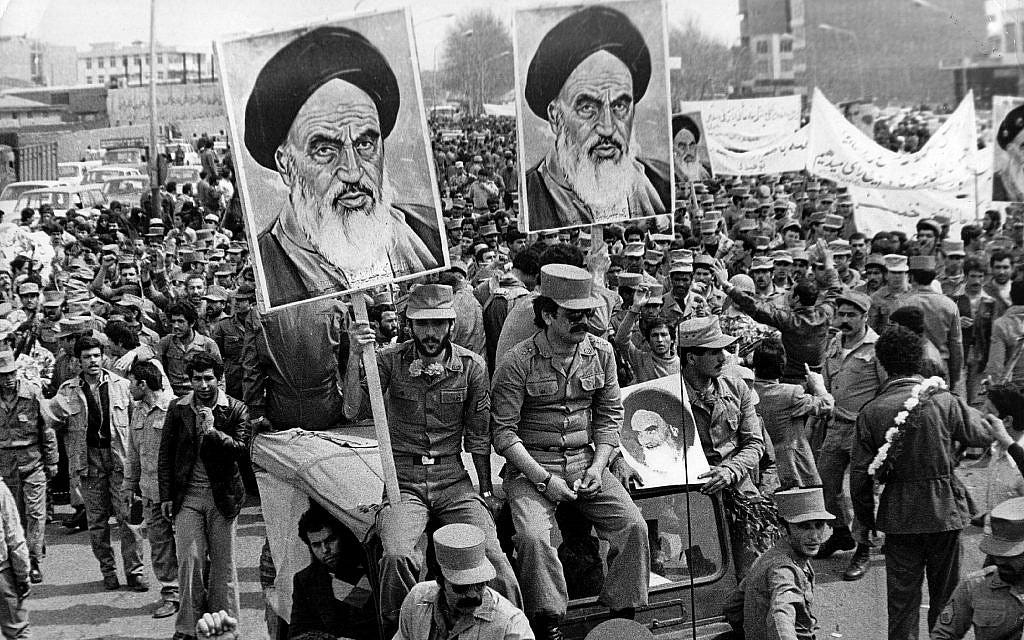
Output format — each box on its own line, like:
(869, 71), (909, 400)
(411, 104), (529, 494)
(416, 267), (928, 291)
(815, 525), (855, 559)
(843, 543), (872, 581)
(28, 558), (41, 584)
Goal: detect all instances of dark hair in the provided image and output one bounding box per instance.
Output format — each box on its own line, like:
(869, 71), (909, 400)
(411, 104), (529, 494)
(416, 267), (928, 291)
(129, 360), (163, 391)
(991, 250), (1013, 267)
(640, 315), (677, 342)
(74, 335), (104, 357)
(539, 244), (584, 269)
(297, 502), (341, 546)
(104, 320), (139, 349)
(889, 306), (924, 335)
(532, 295), (559, 329)
(512, 246), (541, 278)
(753, 337), (787, 380)
(961, 224), (982, 245)
(167, 302), (198, 326)
(964, 256), (987, 275)
(185, 352), (223, 379)
(876, 325), (923, 377)
(909, 269), (937, 286)
(793, 281), (818, 307)
(1012, 281), (1024, 306)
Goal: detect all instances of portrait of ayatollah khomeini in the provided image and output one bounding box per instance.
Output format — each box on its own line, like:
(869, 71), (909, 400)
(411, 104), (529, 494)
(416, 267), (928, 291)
(244, 26), (444, 308)
(522, 4), (672, 233)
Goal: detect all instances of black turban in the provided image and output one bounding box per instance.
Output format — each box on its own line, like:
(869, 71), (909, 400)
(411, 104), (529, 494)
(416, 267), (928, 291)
(672, 114), (700, 143)
(524, 5), (651, 120)
(244, 25), (400, 170)
(999, 103), (1024, 150)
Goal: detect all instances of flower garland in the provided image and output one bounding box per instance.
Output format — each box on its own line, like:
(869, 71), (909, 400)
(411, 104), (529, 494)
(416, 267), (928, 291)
(409, 359), (445, 378)
(867, 376), (947, 482)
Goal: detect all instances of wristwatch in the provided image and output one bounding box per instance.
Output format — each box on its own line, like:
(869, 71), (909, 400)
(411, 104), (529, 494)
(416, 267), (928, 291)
(535, 472), (552, 494)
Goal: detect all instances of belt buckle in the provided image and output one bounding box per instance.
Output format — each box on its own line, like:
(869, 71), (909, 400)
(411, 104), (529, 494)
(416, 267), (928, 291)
(420, 456), (435, 466)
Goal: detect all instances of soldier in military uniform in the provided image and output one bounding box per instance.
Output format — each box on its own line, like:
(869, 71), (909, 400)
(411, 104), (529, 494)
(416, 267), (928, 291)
(37, 290), (65, 355)
(932, 496), (1024, 639)
(342, 284), (521, 636)
(0, 350), (56, 585)
(210, 285), (255, 400)
(868, 254), (910, 333)
(490, 264), (649, 640)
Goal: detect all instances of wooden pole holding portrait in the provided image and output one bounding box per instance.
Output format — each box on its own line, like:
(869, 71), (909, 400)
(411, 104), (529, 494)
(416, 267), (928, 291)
(352, 293), (402, 506)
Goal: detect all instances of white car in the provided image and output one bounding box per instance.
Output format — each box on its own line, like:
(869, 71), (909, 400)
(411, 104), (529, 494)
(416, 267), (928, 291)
(0, 180), (62, 217)
(82, 165), (141, 186)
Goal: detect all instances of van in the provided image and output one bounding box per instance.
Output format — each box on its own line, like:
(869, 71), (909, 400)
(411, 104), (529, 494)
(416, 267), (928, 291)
(57, 160), (103, 185)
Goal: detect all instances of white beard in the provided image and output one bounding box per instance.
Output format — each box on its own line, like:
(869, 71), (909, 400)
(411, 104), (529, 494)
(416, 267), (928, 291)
(290, 167), (399, 278)
(641, 442), (681, 473)
(555, 123), (643, 221)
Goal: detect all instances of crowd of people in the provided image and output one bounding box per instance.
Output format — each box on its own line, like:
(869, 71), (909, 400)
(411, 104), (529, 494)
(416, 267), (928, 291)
(0, 107), (1020, 640)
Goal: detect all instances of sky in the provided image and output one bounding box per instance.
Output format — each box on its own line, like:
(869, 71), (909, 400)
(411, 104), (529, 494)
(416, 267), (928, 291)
(0, 0), (741, 69)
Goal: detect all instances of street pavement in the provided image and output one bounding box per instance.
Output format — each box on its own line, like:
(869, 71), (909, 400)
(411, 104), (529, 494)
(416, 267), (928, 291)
(31, 501), (267, 640)
(31, 459), (998, 639)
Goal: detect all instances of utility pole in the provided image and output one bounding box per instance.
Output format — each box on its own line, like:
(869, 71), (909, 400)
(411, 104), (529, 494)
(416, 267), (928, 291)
(149, 0), (161, 219)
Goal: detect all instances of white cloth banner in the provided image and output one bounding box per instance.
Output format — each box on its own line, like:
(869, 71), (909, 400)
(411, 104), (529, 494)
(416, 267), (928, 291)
(679, 95), (801, 151)
(849, 186), (974, 238)
(706, 126), (808, 176)
(807, 88), (977, 194)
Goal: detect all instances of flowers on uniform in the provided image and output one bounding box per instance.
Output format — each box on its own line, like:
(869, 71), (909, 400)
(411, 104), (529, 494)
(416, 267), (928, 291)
(409, 359), (444, 378)
(868, 376), (946, 482)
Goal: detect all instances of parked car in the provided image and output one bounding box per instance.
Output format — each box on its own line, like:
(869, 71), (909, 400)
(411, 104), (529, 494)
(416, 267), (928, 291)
(0, 180), (61, 217)
(82, 165), (141, 186)
(165, 165), (201, 194)
(101, 175), (151, 210)
(164, 141), (200, 166)
(15, 184), (106, 213)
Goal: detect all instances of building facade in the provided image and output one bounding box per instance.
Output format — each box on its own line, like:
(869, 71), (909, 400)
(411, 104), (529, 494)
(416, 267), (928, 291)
(77, 41), (213, 87)
(0, 96), (62, 128)
(0, 37), (78, 89)
(737, 0), (987, 105)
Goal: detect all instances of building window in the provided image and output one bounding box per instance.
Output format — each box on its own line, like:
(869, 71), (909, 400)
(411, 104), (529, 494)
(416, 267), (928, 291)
(1005, 22), (1018, 53)
(110, 56), (117, 67)
(134, 56), (141, 66)
(756, 60), (771, 77)
(781, 59), (793, 72)
(85, 58), (92, 69)
(756, 40), (769, 54)
(157, 71), (164, 80)
(780, 38), (793, 53)
(97, 57), (104, 69)
(157, 54), (163, 64)
(86, 76), (92, 84)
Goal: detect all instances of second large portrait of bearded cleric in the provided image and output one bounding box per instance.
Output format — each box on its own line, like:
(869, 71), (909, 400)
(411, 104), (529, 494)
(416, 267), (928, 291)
(513, 0), (674, 233)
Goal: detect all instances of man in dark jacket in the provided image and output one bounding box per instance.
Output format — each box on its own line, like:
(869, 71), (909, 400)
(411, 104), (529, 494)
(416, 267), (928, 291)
(289, 503), (377, 640)
(851, 325), (995, 640)
(159, 352), (250, 640)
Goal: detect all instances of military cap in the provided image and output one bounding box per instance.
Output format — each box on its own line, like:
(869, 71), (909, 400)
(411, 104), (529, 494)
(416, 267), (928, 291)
(644, 249), (663, 264)
(525, 6), (650, 120)
(616, 273), (642, 289)
(17, 282), (39, 296)
(244, 25), (400, 170)
(750, 256), (774, 271)
(753, 235), (771, 250)
(916, 218), (942, 237)
(771, 250), (793, 265)
(668, 261), (693, 274)
(883, 254), (908, 272)
(737, 219), (758, 232)
(828, 239), (852, 256)
(942, 240), (966, 256)
(203, 285), (230, 302)
(908, 255), (936, 271)
(623, 242), (646, 258)
(693, 254), (715, 271)
(41, 290), (65, 307)
(234, 283), (257, 300)
(836, 291), (871, 314)
(864, 253), (886, 269)
(822, 214), (844, 229)
(699, 220), (718, 234)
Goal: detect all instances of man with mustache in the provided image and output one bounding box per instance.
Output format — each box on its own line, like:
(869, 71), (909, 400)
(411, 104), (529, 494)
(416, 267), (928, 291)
(393, 524), (532, 640)
(244, 26), (444, 307)
(491, 264), (649, 640)
(343, 284), (521, 637)
(523, 5), (671, 232)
